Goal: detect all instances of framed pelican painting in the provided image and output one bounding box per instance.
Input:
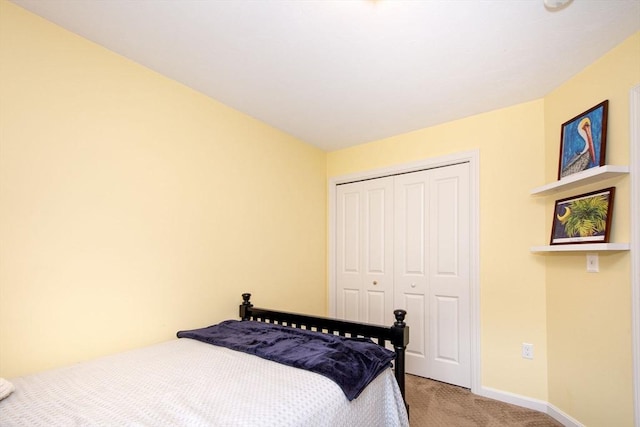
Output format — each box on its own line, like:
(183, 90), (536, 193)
(557, 100), (608, 179)
(550, 187), (615, 245)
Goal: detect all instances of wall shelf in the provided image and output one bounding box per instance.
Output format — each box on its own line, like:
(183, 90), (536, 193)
(531, 164), (630, 253)
(530, 165), (629, 196)
(530, 243), (630, 253)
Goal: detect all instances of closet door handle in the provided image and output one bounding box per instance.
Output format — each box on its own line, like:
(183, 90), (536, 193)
(411, 283), (416, 288)
(373, 281), (378, 285)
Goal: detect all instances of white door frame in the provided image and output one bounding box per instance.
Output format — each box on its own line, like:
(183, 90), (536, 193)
(629, 84), (640, 427)
(328, 149), (481, 393)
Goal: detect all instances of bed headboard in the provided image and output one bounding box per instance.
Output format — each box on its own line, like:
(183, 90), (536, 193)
(238, 293), (409, 404)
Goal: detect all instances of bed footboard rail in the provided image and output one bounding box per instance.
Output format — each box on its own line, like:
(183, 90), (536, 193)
(238, 293), (410, 403)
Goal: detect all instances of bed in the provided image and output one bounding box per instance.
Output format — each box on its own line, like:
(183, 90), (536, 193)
(0, 293), (410, 426)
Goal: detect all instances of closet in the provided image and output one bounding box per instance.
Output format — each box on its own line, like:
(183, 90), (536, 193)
(335, 162), (471, 387)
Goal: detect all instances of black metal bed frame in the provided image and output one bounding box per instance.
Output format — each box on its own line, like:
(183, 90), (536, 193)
(238, 293), (409, 407)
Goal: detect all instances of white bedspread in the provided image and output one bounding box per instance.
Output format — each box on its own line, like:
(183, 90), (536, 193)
(0, 338), (409, 427)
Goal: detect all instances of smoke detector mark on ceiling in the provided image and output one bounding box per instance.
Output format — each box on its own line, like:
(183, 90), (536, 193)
(544, 0), (574, 11)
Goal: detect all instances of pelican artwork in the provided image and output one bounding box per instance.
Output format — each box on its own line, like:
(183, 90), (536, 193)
(560, 116), (596, 178)
(578, 117), (596, 162)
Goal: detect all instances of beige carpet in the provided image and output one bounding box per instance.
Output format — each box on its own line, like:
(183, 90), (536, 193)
(405, 374), (563, 426)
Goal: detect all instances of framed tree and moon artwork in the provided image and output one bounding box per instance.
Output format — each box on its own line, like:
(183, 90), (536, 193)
(550, 187), (615, 245)
(557, 100), (608, 179)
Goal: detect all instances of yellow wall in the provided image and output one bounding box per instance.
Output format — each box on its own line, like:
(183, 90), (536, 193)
(0, 1), (327, 378)
(328, 31), (639, 425)
(328, 100), (550, 400)
(543, 33), (639, 426)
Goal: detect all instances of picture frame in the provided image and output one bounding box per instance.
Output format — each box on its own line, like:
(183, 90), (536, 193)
(550, 187), (615, 245)
(557, 100), (608, 179)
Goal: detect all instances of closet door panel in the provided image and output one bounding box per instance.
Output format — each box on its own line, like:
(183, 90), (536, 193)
(366, 290), (386, 325)
(394, 171), (429, 377)
(363, 179), (394, 324)
(336, 187), (362, 320)
(401, 293), (427, 374)
(342, 191), (361, 274)
(365, 187), (386, 274)
(341, 289), (360, 322)
(428, 163), (471, 388)
(434, 295), (459, 362)
(336, 177), (394, 325)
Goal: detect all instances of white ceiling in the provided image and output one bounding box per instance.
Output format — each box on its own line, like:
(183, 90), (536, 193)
(11, 0), (640, 151)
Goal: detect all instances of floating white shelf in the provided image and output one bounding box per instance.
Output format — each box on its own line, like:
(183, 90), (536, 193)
(530, 243), (630, 253)
(530, 165), (629, 196)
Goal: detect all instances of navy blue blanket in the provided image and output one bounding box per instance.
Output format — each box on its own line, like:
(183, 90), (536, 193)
(177, 320), (395, 400)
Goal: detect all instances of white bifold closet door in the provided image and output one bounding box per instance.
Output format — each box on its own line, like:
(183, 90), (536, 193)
(335, 163), (470, 388)
(336, 176), (394, 326)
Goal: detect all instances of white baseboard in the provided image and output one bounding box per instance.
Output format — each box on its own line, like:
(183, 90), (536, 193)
(477, 386), (584, 427)
(546, 403), (585, 427)
(477, 386), (548, 413)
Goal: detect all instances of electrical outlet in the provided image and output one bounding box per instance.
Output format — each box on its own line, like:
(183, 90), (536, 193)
(522, 343), (534, 360)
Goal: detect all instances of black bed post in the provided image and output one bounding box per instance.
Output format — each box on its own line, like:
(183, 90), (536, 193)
(392, 309), (409, 404)
(240, 293), (253, 320)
